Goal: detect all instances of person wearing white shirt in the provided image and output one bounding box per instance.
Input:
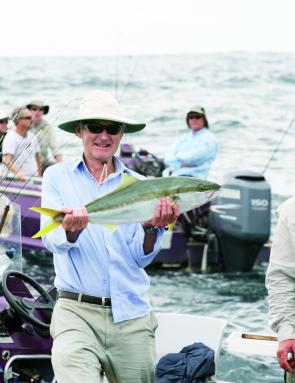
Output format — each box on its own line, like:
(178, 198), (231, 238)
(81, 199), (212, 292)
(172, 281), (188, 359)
(2, 107), (42, 180)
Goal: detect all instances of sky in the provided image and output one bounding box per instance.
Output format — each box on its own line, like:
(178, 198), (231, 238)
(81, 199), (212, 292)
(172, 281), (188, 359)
(1, 0), (294, 56)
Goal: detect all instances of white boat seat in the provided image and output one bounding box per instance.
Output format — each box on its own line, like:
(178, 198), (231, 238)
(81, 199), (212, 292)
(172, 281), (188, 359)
(73, 312), (227, 383)
(155, 312), (227, 366)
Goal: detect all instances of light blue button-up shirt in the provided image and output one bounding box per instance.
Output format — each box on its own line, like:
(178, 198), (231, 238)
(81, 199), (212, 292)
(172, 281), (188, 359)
(41, 156), (163, 323)
(164, 128), (217, 178)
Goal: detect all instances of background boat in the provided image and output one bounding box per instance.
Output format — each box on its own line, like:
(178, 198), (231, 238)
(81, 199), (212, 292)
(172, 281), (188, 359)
(0, 143), (271, 273)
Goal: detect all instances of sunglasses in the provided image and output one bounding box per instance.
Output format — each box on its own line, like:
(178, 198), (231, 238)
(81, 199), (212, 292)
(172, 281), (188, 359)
(0, 118), (8, 124)
(29, 106), (44, 112)
(20, 116), (33, 120)
(83, 122), (124, 135)
(188, 114), (203, 120)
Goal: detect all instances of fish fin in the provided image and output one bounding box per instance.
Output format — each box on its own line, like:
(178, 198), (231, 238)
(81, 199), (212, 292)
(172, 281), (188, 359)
(171, 195), (180, 203)
(87, 218), (118, 233)
(32, 221), (61, 238)
(114, 173), (139, 192)
(101, 224), (119, 233)
(166, 219), (177, 231)
(29, 207), (62, 238)
(29, 207), (61, 218)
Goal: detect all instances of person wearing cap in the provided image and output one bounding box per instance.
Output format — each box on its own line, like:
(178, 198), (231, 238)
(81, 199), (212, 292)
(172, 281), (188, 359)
(0, 110), (9, 164)
(27, 99), (62, 173)
(40, 90), (180, 383)
(163, 106), (217, 178)
(2, 107), (42, 180)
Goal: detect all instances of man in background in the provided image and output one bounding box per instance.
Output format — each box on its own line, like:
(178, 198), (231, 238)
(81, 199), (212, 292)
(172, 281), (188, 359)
(2, 107), (42, 180)
(27, 99), (62, 173)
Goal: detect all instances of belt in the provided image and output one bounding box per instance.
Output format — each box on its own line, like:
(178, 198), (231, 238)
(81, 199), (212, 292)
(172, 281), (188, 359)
(58, 291), (111, 307)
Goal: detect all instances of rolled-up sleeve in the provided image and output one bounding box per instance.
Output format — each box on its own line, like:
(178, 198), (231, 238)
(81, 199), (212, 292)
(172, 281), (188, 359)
(266, 197), (295, 343)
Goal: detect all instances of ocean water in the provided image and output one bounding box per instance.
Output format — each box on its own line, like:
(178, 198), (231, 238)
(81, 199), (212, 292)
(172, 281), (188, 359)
(2, 52), (295, 382)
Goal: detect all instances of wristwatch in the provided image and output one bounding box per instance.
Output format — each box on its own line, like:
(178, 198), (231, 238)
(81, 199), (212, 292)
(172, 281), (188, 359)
(143, 225), (159, 234)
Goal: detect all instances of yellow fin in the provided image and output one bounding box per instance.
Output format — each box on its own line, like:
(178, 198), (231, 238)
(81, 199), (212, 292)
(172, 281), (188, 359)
(166, 218), (177, 231)
(113, 173), (138, 193)
(32, 221), (61, 238)
(29, 207), (61, 218)
(87, 218), (118, 233)
(29, 207), (63, 238)
(102, 223), (119, 233)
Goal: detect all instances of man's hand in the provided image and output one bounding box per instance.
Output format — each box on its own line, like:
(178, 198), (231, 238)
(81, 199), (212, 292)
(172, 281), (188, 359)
(61, 207), (88, 240)
(143, 197), (180, 229)
(15, 171), (26, 181)
(277, 339), (295, 372)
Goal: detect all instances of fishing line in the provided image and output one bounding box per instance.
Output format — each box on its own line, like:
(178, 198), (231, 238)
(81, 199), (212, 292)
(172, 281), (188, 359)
(262, 117), (295, 175)
(118, 55), (140, 103)
(0, 97), (81, 198)
(2, 55), (142, 229)
(0, 112), (18, 177)
(0, 98), (81, 197)
(0, 109), (43, 185)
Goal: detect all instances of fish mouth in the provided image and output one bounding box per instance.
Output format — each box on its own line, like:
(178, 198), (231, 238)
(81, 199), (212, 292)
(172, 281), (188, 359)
(207, 189), (221, 200)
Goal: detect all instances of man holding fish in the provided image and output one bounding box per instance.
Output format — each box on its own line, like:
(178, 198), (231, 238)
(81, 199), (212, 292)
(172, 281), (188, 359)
(37, 90), (219, 382)
(38, 90), (179, 383)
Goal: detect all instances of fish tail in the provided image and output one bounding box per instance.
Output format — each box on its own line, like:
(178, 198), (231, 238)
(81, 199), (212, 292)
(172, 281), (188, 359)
(166, 218), (177, 231)
(29, 207), (62, 238)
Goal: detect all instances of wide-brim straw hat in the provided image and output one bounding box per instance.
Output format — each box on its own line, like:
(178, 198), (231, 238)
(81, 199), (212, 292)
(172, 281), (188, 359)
(26, 99), (49, 115)
(0, 110), (9, 120)
(186, 105), (209, 128)
(58, 90), (146, 134)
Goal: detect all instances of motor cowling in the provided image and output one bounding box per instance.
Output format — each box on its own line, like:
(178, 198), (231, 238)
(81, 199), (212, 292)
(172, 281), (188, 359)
(208, 171), (271, 272)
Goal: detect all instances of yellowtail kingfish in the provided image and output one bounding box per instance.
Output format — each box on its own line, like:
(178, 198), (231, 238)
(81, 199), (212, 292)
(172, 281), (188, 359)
(30, 174), (220, 238)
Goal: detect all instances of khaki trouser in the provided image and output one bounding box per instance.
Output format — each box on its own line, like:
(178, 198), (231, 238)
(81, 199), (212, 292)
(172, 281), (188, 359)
(286, 372), (295, 383)
(50, 298), (158, 383)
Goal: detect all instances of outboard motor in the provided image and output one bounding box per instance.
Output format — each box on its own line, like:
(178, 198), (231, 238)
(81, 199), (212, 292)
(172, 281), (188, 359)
(208, 171), (271, 272)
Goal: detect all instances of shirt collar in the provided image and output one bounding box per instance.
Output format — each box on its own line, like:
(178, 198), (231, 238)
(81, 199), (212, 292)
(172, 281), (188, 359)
(191, 128), (206, 136)
(71, 154), (132, 178)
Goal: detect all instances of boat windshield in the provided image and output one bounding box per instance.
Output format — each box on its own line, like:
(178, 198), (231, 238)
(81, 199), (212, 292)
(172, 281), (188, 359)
(0, 195), (22, 276)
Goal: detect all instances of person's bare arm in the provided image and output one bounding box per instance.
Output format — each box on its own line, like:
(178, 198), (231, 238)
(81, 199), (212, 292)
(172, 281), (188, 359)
(3, 153), (25, 180)
(35, 153), (42, 176)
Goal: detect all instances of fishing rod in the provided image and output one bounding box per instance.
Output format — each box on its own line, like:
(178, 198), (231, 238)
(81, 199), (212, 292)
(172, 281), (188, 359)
(0, 97), (81, 197)
(0, 96), (89, 231)
(0, 109), (42, 185)
(0, 111), (19, 180)
(117, 55), (140, 103)
(0, 202), (9, 236)
(262, 117), (295, 175)
(1, 58), (141, 225)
